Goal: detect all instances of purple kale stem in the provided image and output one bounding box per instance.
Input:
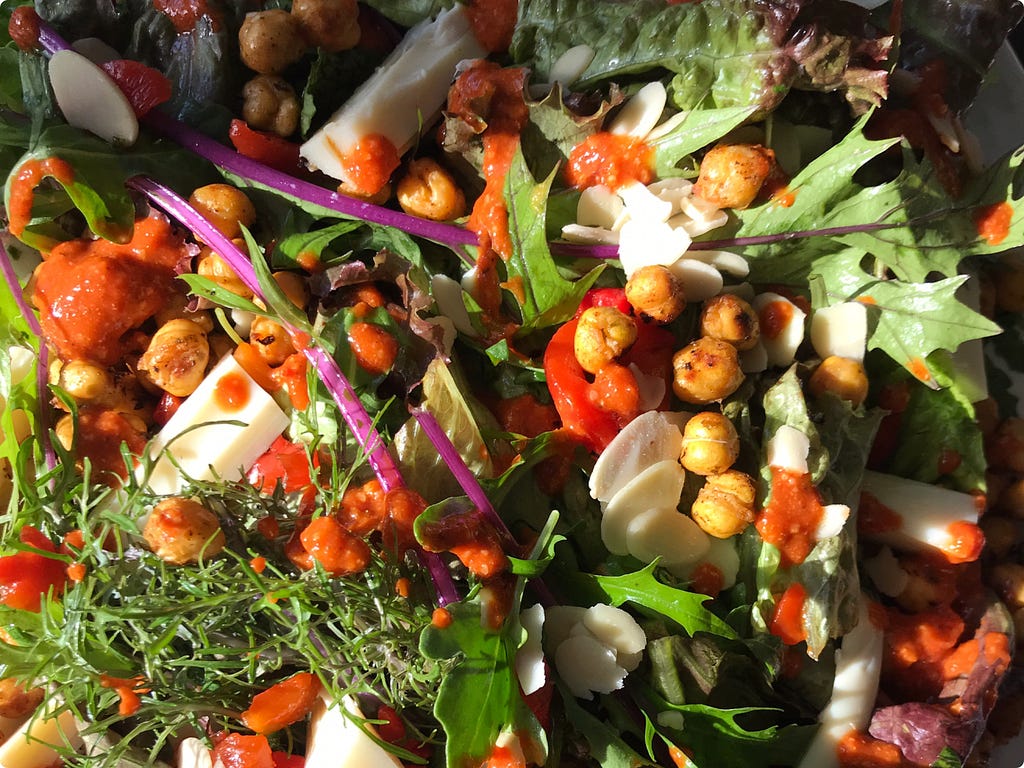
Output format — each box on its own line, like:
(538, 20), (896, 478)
(141, 115), (480, 259)
(0, 242), (55, 472)
(129, 176), (460, 605)
(35, 17), (70, 54)
(410, 408), (516, 547)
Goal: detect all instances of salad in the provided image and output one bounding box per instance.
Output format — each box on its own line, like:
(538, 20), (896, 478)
(1, 0), (1024, 767)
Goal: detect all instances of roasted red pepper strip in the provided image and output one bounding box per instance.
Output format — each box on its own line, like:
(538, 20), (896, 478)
(228, 119), (303, 174)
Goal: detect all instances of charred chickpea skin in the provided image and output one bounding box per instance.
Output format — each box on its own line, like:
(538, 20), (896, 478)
(396, 158), (467, 222)
(681, 411), (740, 476)
(808, 355), (869, 407)
(625, 265), (686, 324)
(693, 143), (776, 210)
(238, 9), (307, 75)
(189, 184), (257, 240)
(699, 294), (759, 351)
(291, 0), (360, 52)
(243, 75), (300, 138)
(137, 319), (211, 398)
(197, 247), (254, 300)
(249, 272), (310, 367)
(672, 336), (744, 404)
(143, 497), (226, 565)
(574, 306), (638, 375)
(690, 469), (757, 539)
(56, 359), (117, 405)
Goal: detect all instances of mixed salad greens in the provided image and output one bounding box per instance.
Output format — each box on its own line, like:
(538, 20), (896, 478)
(1, 0), (1024, 767)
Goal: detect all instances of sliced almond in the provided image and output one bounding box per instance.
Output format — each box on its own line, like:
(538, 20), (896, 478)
(625, 506), (710, 567)
(48, 49), (139, 146)
(609, 82), (667, 139)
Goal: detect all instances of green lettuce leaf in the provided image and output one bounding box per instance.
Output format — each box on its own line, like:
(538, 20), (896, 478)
(504, 146), (603, 332)
(651, 105), (759, 178)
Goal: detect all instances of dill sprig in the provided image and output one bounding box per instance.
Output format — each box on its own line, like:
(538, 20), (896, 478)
(1, 441), (448, 767)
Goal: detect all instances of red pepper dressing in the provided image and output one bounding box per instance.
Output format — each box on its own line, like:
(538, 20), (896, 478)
(974, 201), (1013, 246)
(8, 157), (75, 239)
(758, 300), (793, 340)
(213, 371), (251, 412)
(769, 583), (808, 645)
(566, 132), (655, 191)
(465, 0), (519, 53)
(755, 467), (824, 567)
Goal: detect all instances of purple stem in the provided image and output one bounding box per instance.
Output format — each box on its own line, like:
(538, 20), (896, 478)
(143, 115), (480, 257)
(0, 242), (55, 472)
(129, 176), (459, 605)
(410, 408), (515, 546)
(36, 19), (70, 54)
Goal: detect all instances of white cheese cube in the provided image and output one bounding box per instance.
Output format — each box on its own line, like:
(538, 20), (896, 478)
(810, 303), (868, 362)
(0, 706), (82, 768)
(305, 695), (403, 768)
(753, 292), (806, 367)
(141, 354), (290, 495)
(767, 425), (810, 474)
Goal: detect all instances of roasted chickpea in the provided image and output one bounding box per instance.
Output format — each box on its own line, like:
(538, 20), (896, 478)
(197, 247), (254, 299)
(250, 316), (296, 367)
(989, 562), (1024, 610)
(989, 417), (1024, 474)
(58, 359), (116, 404)
(690, 469), (756, 538)
(238, 9), (306, 75)
(272, 270), (309, 308)
(54, 414), (75, 452)
(292, 0), (360, 52)
(338, 180), (392, 205)
(143, 497), (226, 565)
(672, 336), (744, 404)
(137, 319), (210, 397)
(190, 185), (257, 240)
(0, 678), (43, 719)
(625, 265), (685, 323)
(693, 144), (775, 209)
(397, 159), (466, 221)
(808, 356), (869, 407)
(995, 252), (1024, 313)
(700, 294), (759, 350)
(242, 75), (300, 138)
(997, 477), (1024, 519)
(980, 515), (1018, 560)
(574, 306), (638, 375)
(155, 292), (214, 334)
(681, 411), (740, 476)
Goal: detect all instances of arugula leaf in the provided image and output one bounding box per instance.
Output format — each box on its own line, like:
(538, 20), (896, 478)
(300, 47), (386, 137)
(504, 146), (603, 332)
(651, 105), (759, 178)
(811, 250), (1001, 385)
(270, 220), (364, 268)
(563, 562), (738, 639)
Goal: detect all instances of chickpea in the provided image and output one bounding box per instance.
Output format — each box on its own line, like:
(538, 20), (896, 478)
(693, 144), (775, 210)
(250, 316), (296, 367)
(997, 477), (1024, 519)
(189, 184), (257, 240)
(58, 359), (116, 404)
(242, 75), (300, 138)
(989, 417), (1024, 473)
(980, 515), (1018, 560)
(155, 292), (214, 334)
(143, 497), (226, 565)
(292, 0), (360, 52)
(699, 294), (759, 350)
(137, 319), (210, 397)
(238, 10), (307, 75)
(625, 265), (685, 324)
(994, 252), (1024, 313)
(681, 411), (740, 476)
(338, 180), (392, 205)
(272, 270), (309, 308)
(0, 678), (43, 719)
(54, 414), (75, 452)
(975, 397), (1000, 436)
(808, 356), (869, 407)
(396, 158), (466, 222)
(197, 248), (254, 299)
(672, 336), (744, 404)
(989, 562), (1024, 610)
(690, 469), (756, 539)
(573, 306), (638, 375)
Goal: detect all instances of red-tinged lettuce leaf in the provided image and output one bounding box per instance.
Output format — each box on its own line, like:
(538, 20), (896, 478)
(510, 0), (891, 112)
(810, 249), (1001, 386)
(869, 598), (1013, 765)
(900, 0), (1024, 114)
